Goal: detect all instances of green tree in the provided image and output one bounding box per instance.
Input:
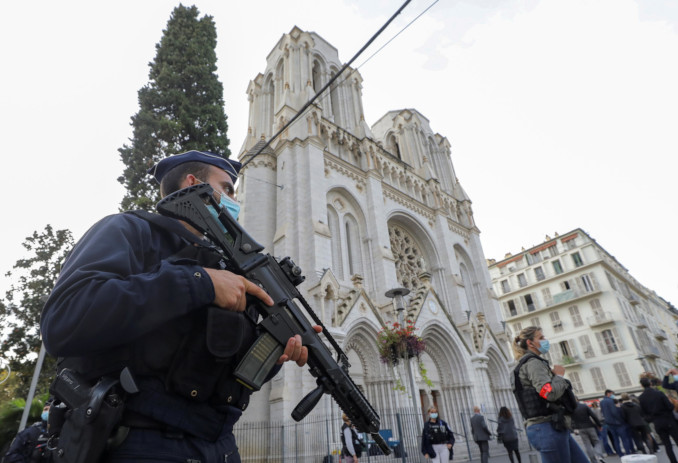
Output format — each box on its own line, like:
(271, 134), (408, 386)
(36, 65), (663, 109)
(1, 225), (74, 400)
(118, 4), (231, 211)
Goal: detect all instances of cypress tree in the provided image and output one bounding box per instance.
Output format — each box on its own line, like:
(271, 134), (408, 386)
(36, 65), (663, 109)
(118, 4), (230, 211)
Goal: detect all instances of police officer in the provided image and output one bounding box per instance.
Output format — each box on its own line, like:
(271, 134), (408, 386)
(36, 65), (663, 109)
(41, 151), (318, 462)
(511, 326), (588, 463)
(421, 406), (454, 462)
(3, 403), (51, 462)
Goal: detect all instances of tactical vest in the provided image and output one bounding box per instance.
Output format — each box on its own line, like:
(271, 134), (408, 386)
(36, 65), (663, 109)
(56, 211), (261, 441)
(512, 353), (552, 420)
(428, 421), (449, 444)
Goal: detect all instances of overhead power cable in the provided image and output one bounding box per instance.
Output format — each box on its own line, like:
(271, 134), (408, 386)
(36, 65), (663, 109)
(241, 0), (413, 168)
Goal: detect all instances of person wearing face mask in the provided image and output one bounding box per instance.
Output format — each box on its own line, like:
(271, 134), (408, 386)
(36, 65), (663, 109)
(662, 368), (678, 392)
(41, 150), (320, 462)
(3, 403), (51, 463)
(600, 389), (634, 456)
(511, 326), (587, 463)
(421, 406), (454, 462)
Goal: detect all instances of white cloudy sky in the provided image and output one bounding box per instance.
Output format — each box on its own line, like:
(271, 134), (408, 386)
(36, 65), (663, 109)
(1, 0), (676, 306)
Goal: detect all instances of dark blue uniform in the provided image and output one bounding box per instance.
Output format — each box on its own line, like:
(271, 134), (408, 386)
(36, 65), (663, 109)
(41, 212), (265, 462)
(4, 421), (49, 463)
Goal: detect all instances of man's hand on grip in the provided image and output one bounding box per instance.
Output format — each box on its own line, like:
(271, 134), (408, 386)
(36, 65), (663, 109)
(204, 268), (274, 311)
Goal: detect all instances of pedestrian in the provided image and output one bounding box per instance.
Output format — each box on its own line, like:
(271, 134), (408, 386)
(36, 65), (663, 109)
(639, 376), (678, 463)
(40, 151), (320, 462)
(341, 414), (362, 463)
(3, 403), (51, 462)
(590, 401), (614, 456)
(470, 406), (491, 463)
(662, 368), (678, 392)
(496, 407), (521, 463)
(571, 401), (605, 463)
(620, 393), (653, 454)
(600, 389), (635, 456)
(511, 326), (588, 463)
(421, 406), (455, 462)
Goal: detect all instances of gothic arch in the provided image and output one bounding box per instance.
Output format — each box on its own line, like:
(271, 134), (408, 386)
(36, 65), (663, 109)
(387, 213), (442, 293)
(326, 188), (371, 289)
(275, 58), (285, 108)
(486, 346), (517, 414)
(344, 322), (398, 412)
(455, 244), (483, 317)
(263, 73), (275, 138)
(419, 322), (474, 434)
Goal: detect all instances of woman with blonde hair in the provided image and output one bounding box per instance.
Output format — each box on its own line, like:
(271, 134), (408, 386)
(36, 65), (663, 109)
(512, 326), (587, 463)
(421, 405), (455, 462)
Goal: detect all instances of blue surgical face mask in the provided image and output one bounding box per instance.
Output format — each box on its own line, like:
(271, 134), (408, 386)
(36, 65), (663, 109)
(673, 375), (678, 382)
(41, 411), (49, 422)
(430, 412), (438, 419)
(207, 191), (240, 227)
(537, 339), (550, 354)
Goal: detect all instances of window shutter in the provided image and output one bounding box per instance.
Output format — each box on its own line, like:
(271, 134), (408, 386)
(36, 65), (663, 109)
(595, 332), (607, 354)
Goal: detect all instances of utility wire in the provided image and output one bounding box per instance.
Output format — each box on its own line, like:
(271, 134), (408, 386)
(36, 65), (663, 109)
(241, 0), (412, 168)
(291, 0), (441, 126)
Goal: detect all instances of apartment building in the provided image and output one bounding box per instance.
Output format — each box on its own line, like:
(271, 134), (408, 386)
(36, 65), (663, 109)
(488, 228), (677, 399)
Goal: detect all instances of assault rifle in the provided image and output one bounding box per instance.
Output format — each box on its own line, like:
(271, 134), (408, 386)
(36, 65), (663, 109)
(157, 183), (391, 455)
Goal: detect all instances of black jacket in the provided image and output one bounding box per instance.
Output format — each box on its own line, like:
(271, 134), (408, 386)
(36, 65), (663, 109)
(621, 401), (647, 428)
(571, 403), (601, 430)
(421, 418), (455, 458)
(639, 387), (675, 429)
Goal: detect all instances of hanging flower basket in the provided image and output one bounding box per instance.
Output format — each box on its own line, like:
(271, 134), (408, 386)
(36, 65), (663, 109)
(377, 321), (426, 366)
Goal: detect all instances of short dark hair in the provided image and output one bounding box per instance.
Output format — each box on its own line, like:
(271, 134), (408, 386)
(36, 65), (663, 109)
(651, 378), (661, 387)
(640, 377), (651, 388)
(160, 161), (212, 197)
(604, 389), (614, 396)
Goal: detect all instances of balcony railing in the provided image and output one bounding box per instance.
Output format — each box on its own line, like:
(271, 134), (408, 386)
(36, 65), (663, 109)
(636, 316), (648, 329)
(654, 329), (668, 341)
(551, 355), (583, 368)
(641, 345), (661, 358)
(587, 311), (614, 327)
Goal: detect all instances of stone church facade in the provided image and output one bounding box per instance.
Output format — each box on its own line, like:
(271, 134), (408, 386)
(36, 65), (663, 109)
(235, 26), (515, 453)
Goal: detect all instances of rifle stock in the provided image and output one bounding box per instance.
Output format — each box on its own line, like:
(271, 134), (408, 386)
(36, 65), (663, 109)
(157, 184), (392, 455)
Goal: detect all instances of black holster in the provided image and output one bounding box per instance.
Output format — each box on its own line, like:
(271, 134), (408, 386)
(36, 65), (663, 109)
(49, 369), (125, 463)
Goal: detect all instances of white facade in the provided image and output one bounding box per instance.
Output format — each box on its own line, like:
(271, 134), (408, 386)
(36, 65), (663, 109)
(488, 229), (678, 399)
(234, 26), (514, 444)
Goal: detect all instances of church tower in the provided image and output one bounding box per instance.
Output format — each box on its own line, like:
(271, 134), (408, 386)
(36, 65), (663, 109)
(236, 26), (514, 453)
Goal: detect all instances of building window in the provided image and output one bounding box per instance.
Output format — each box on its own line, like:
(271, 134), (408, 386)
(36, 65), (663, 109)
(614, 363), (632, 387)
(524, 294), (536, 312)
(501, 280), (510, 294)
(597, 329), (620, 353)
(542, 287), (553, 306)
(569, 372), (583, 394)
(534, 266), (545, 281)
(565, 238), (577, 250)
(507, 300), (518, 317)
(579, 334), (595, 358)
(525, 254), (534, 265)
(550, 312), (563, 332)
(530, 317), (540, 327)
(605, 271), (618, 290)
(590, 298), (603, 317)
(581, 274), (594, 292)
(569, 305), (583, 327)
(572, 252), (583, 267)
(549, 246), (559, 257)
(591, 367), (606, 391)
(518, 273), (527, 288)
(532, 252), (542, 263)
(562, 280), (571, 291)
(513, 322), (522, 334)
(553, 260), (563, 275)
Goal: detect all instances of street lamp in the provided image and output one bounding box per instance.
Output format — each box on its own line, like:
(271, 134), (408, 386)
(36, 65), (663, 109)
(385, 287), (422, 437)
